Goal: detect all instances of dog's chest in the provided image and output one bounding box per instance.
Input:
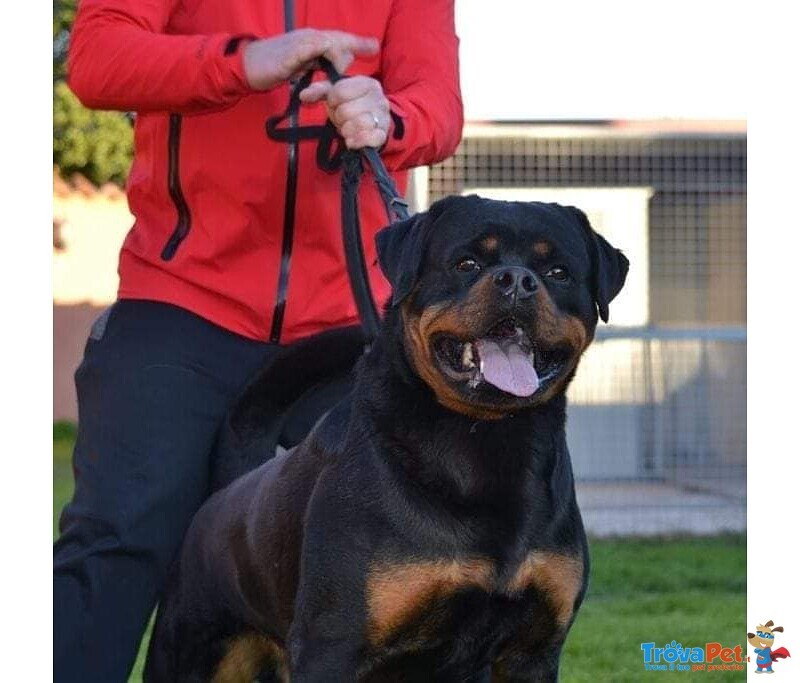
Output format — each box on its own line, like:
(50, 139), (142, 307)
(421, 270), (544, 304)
(363, 551), (583, 669)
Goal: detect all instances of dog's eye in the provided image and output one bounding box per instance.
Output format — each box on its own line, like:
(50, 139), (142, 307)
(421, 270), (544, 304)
(544, 266), (570, 281)
(456, 258), (480, 273)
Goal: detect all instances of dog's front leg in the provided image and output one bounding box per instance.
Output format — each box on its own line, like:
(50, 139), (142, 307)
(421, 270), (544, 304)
(288, 632), (361, 682)
(491, 638), (564, 682)
(287, 583), (364, 682)
(286, 489), (370, 681)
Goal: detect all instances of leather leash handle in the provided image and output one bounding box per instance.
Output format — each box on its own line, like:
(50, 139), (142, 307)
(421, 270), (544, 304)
(317, 60), (410, 344)
(315, 58), (409, 223)
(266, 58), (410, 345)
(341, 152), (382, 342)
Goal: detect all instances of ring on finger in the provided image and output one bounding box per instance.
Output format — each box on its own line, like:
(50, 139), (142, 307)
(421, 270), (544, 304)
(370, 112), (380, 129)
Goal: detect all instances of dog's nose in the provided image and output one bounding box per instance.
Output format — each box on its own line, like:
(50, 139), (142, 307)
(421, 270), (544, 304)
(492, 267), (538, 300)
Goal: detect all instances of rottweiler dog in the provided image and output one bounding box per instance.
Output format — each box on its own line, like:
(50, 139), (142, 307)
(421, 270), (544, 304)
(145, 195), (629, 681)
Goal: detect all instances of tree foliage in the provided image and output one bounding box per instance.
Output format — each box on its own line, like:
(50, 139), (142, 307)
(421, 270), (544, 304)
(53, 82), (135, 186)
(53, 0), (133, 186)
(53, 0), (77, 82)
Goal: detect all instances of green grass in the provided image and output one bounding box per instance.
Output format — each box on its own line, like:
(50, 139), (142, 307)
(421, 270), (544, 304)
(54, 425), (746, 681)
(53, 423), (76, 537)
(561, 536), (746, 681)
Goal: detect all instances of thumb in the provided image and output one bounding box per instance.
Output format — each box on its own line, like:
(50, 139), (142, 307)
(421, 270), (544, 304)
(299, 80), (333, 103)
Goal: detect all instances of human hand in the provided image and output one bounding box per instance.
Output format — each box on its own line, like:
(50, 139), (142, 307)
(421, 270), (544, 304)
(242, 29), (378, 92)
(300, 76), (390, 150)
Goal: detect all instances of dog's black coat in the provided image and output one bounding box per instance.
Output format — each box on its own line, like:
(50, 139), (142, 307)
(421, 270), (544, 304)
(145, 195), (628, 682)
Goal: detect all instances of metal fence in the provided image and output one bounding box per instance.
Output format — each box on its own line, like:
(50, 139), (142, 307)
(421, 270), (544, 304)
(421, 123), (747, 536)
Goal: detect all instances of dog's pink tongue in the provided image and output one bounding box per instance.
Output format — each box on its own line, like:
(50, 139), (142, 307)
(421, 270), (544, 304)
(475, 339), (539, 397)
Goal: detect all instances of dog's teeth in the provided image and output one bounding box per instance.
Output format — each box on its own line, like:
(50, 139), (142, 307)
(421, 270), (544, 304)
(468, 370), (482, 389)
(462, 342), (475, 369)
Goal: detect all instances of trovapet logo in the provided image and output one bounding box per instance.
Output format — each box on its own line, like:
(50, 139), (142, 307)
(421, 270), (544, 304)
(640, 641), (745, 672)
(747, 620), (791, 674)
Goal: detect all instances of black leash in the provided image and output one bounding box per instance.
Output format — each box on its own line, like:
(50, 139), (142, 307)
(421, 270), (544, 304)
(266, 58), (409, 345)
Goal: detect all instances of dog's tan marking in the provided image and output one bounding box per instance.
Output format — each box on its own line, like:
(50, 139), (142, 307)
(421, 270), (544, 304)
(402, 280), (512, 419)
(367, 559), (495, 644)
(402, 274), (592, 416)
(212, 632), (288, 683)
(482, 235), (500, 251)
(533, 240), (551, 256)
(534, 287), (588, 351)
(525, 288), (590, 403)
(505, 551), (583, 627)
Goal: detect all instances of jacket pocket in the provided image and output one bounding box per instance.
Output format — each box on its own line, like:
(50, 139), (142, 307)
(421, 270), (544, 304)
(160, 114), (192, 260)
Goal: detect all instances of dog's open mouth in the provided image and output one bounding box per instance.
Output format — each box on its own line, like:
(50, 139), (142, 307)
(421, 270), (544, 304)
(432, 318), (569, 398)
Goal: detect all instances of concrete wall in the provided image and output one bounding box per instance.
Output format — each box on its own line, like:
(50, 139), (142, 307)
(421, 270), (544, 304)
(53, 182), (132, 421)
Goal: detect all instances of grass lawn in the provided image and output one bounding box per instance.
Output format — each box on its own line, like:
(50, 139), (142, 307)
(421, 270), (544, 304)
(54, 424), (746, 681)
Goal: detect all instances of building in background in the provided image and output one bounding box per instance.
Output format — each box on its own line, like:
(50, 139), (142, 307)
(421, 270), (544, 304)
(53, 171), (133, 423)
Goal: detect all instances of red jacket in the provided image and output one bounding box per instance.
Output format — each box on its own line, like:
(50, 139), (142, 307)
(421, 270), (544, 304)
(68, 0), (462, 343)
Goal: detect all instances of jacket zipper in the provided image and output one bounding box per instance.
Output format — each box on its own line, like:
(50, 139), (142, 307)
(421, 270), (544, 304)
(270, 0), (298, 343)
(161, 114), (192, 261)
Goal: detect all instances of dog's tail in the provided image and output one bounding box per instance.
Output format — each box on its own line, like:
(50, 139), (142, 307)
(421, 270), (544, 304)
(210, 325), (366, 491)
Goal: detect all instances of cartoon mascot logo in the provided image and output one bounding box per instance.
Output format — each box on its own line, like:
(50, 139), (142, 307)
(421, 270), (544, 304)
(747, 621), (791, 674)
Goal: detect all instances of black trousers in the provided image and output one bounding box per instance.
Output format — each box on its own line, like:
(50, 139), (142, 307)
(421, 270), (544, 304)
(53, 300), (276, 682)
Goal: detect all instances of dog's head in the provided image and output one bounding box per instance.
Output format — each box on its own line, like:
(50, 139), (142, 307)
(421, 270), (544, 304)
(376, 195), (629, 420)
(748, 621), (784, 649)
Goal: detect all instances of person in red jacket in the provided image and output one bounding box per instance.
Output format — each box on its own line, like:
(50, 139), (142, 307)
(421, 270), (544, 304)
(53, 1), (462, 680)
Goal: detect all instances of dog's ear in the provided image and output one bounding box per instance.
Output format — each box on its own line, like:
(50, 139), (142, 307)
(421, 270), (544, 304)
(772, 626), (784, 633)
(375, 213), (428, 306)
(376, 196), (460, 305)
(568, 206), (629, 323)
